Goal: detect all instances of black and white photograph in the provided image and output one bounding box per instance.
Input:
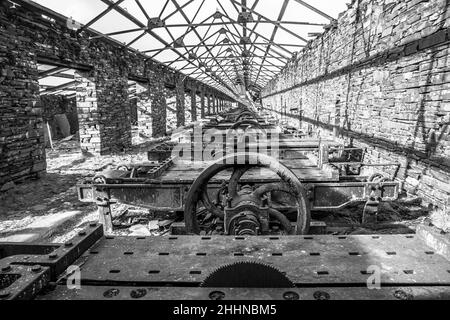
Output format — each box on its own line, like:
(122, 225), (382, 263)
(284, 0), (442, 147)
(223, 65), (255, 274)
(0, 0), (449, 308)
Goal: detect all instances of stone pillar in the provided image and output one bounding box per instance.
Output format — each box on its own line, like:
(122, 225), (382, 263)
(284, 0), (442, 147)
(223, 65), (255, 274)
(135, 83), (152, 138)
(176, 76), (185, 127)
(212, 95), (217, 114)
(149, 68), (167, 138)
(0, 33), (46, 188)
(200, 90), (206, 119)
(207, 94), (212, 115)
(75, 68), (131, 155)
(190, 87), (197, 122)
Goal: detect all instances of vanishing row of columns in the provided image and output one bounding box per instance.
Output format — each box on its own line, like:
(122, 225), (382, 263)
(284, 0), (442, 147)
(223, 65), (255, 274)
(76, 70), (233, 155)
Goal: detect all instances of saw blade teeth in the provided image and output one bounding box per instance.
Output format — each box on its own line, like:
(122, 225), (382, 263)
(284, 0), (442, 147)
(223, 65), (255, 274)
(201, 261), (294, 288)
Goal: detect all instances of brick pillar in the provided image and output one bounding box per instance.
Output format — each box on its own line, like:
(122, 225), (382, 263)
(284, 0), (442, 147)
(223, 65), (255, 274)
(190, 87), (197, 122)
(200, 90), (206, 119)
(176, 76), (185, 127)
(0, 34), (46, 188)
(149, 69), (167, 138)
(136, 83), (152, 138)
(75, 68), (131, 155)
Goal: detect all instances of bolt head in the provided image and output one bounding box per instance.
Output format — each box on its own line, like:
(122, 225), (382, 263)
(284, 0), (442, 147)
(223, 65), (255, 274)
(64, 242), (73, 248)
(78, 231), (87, 236)
(49, 254), (58, 260)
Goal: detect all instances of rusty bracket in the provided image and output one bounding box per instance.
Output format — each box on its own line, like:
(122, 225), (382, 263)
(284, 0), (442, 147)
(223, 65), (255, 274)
(147, 156), (177, 180)
(0, 224), (103, 281)
(362, 185), (383, 224)
(0, 264), (51, 301)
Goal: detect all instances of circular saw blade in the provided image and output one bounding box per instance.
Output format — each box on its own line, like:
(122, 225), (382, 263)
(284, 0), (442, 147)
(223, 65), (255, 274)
(201, 261), (294, 288)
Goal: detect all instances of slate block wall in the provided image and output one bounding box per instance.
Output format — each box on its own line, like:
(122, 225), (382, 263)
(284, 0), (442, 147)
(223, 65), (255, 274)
(0, 11), (45, 187)
(0, 2), (230, 187)
(262, 0), (450, 231)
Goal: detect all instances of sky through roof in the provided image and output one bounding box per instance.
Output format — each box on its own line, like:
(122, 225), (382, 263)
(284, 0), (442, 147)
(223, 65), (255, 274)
(32, 0), (348, 97)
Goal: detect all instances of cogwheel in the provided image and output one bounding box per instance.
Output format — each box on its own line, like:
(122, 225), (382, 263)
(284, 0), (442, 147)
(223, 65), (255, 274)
(201, 261), (294, 288)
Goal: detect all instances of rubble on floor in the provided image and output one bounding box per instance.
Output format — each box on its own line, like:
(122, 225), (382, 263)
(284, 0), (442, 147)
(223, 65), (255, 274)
(0, 134), (436, 242)
(0, 136), (169, 243)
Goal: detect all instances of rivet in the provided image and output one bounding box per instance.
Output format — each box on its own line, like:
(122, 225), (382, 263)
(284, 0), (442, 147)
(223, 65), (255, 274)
(209, 291), (225, 300)
(393, 290), (413, 300)
(78, 231), (87, 236)
(283, 291), (300, 300)
(130, 289), (147, 299)
(313, 291), (331, 300)
(64, 242), (73, 248)
(103, 288), (120, 299)
(49, 254), (58, 259)
(90, 223), (97, 227)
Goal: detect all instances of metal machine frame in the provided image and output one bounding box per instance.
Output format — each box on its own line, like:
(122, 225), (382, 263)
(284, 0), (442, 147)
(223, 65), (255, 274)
(1, 108), (449, 300)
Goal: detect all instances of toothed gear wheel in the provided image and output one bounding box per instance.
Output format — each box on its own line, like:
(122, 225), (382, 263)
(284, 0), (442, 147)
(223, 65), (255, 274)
(201, 261), (294, 288)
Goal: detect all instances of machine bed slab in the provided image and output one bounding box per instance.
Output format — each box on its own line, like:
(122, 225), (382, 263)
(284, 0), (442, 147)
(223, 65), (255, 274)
(36, 232), (450, 300)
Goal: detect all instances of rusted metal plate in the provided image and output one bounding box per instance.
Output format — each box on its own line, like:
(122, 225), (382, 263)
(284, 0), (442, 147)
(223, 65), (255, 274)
(75, 235), (450, 286)
(110, 186), (184, 210)
(312, 182), (399, 210)
(0, 224), (103, 281)
(161, 166), (339, 183)
(39, 285), (450, 300)
(0, 265), (51, 300)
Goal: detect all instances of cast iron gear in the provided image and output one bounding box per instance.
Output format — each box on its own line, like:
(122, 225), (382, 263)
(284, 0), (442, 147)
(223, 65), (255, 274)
(201, 261), (294, 288)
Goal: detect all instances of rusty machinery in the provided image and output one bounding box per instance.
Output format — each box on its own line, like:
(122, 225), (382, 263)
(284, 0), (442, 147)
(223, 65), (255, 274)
(77, 107), (401, 234)
(1, 108), (450, 300)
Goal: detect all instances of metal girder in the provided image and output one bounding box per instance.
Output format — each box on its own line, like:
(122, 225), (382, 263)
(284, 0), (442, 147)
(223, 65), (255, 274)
(30, 0), (339, 97)
(292, 0), (335, 22)
(168, 0), (235, 94)
(255, 0), (289, 86)
(99, 0), (234, 98)
(38, 66), (67, 77)
(39, 81), (77, 95)
(156, 20), (327, 28)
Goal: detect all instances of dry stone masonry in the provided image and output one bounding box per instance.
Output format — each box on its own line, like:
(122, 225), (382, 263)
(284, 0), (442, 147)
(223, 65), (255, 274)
(0, 2), (231, 188)
(262, 0), (450, 230)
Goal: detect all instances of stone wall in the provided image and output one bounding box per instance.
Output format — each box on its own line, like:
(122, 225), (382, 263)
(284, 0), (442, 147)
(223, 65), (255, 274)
(0, 2), (232, 188)
(0, 14), (45, 187)
(262, 0), (450, 231)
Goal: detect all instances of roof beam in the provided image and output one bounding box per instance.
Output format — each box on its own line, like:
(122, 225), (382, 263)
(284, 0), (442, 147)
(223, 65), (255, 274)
(229, 0), (308, 43)
(292, 0), (335, 21)
(255, 0), (289, 85)
(78, 0), (126, 33)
